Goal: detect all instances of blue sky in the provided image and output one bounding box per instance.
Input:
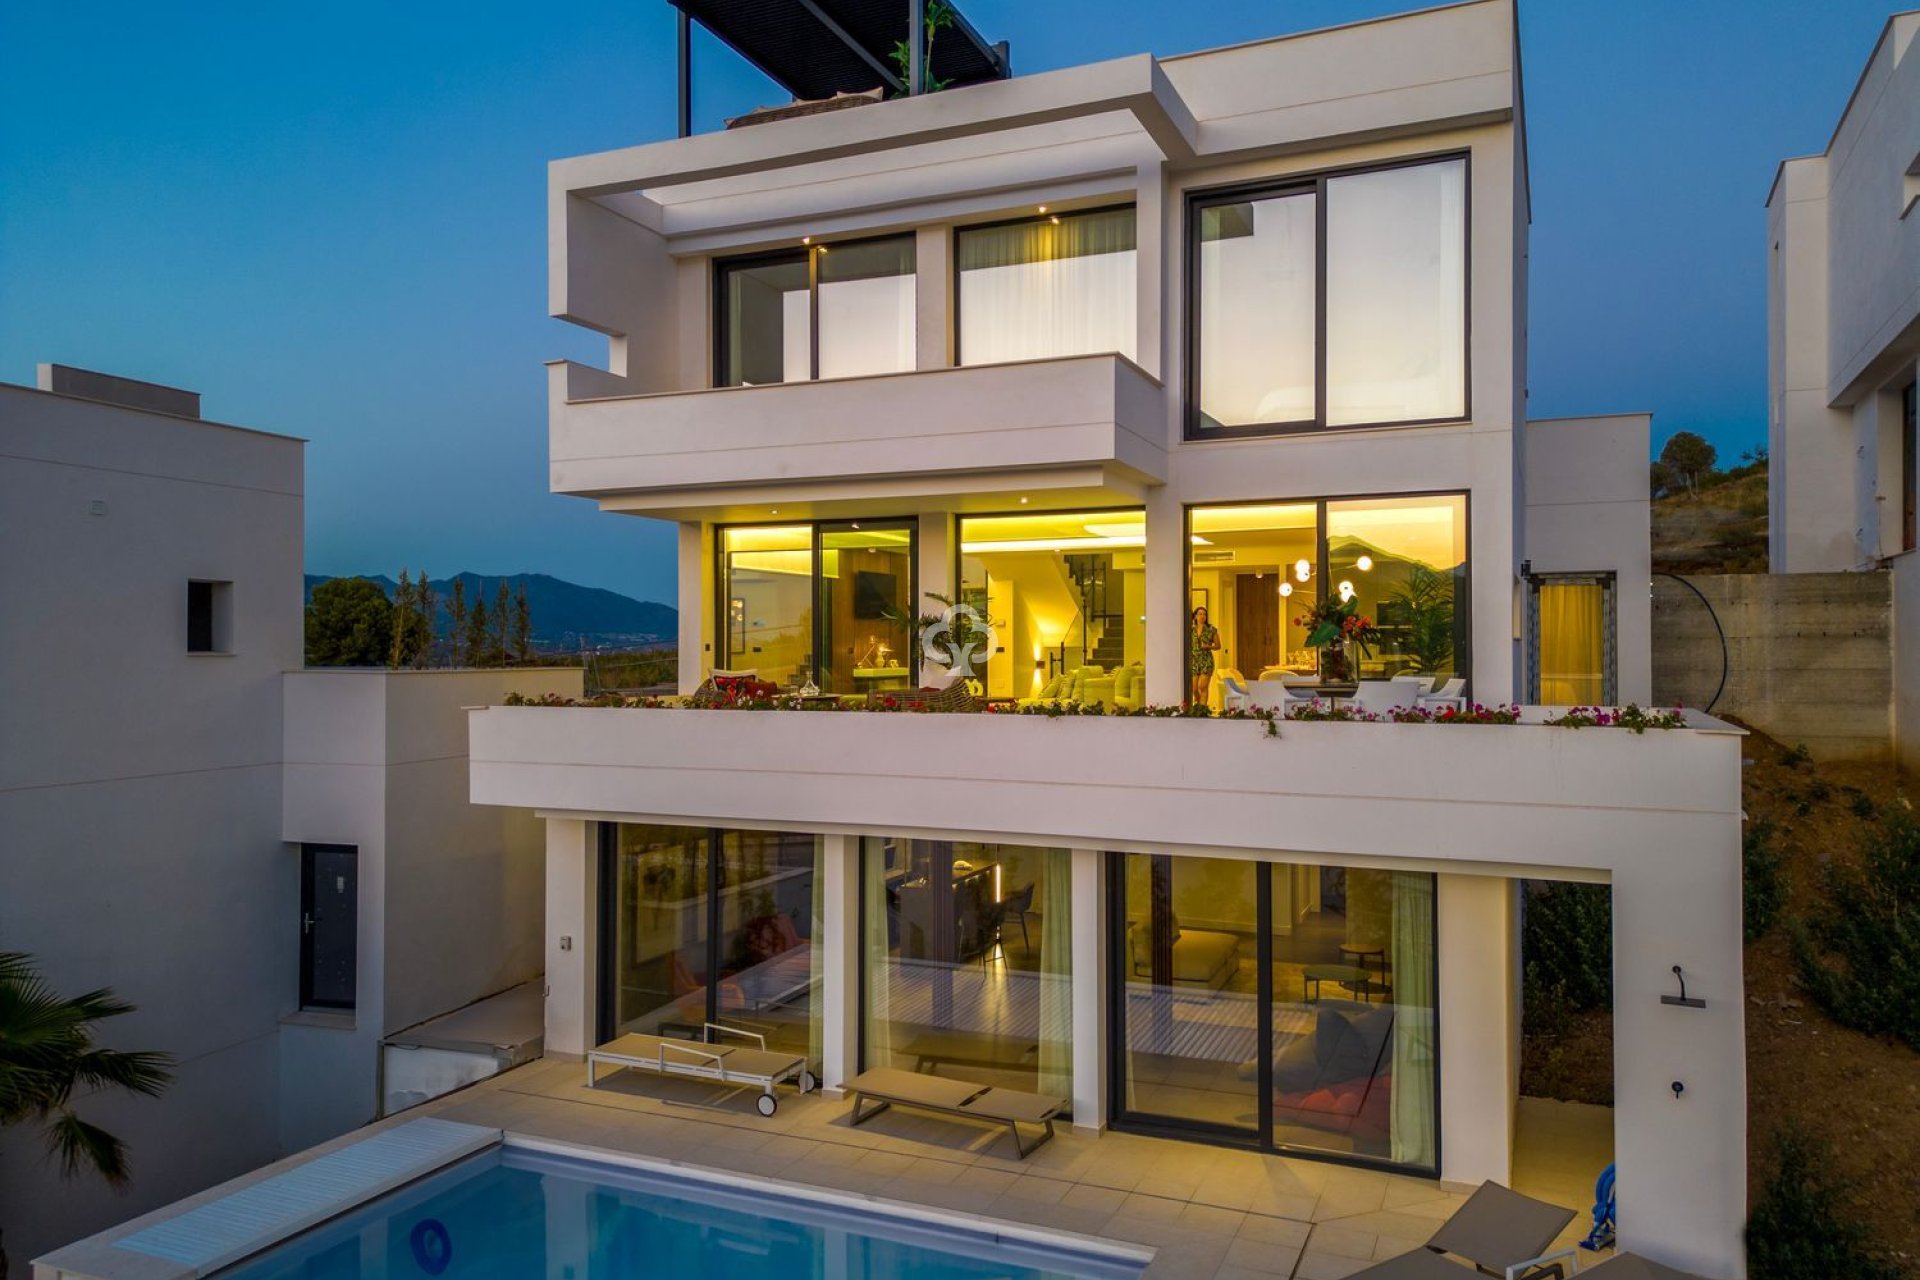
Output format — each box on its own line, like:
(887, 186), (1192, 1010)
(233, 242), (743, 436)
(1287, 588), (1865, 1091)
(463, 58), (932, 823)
(0, 1), (1894, 604)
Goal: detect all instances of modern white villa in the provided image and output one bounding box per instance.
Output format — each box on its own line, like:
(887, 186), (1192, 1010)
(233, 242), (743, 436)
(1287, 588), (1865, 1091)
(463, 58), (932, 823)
(1767, 8), (1920, 772)
(454, 2), (1745, 1276)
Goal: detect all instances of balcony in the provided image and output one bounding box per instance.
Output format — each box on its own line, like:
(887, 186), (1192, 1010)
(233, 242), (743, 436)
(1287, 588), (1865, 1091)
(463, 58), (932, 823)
(546, 354), (1167, 516)
(468, 702), (1739, 871)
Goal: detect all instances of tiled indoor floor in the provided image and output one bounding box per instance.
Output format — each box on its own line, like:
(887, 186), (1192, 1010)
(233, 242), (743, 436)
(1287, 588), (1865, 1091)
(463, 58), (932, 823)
(416, 1060), (1612, 1280)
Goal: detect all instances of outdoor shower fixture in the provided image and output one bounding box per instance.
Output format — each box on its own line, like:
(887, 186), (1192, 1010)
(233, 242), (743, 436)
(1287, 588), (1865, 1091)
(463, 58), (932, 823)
(1661, 964), (1706, 1009)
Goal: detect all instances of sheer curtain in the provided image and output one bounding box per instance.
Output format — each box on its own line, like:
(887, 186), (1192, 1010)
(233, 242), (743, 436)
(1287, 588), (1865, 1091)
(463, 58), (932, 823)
(860, 840), (894, 1067)
(1036, 849), (1074, 1101)
(1389, 871), (1438, 1170)
(1539, 581), (1605, 704)
(958, 208), (1136, 366)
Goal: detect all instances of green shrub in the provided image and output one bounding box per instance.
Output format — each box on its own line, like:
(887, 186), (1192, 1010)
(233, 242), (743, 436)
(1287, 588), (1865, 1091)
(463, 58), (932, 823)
(1793, 814), (1920, 1050)
(1743, 819), (1787, 943)
(1745, 1126), (1900, 1280)
(1782, 743), (1812, 768)
(1522, 882), (1612, 1015)
(1845, 787), (1876, 820)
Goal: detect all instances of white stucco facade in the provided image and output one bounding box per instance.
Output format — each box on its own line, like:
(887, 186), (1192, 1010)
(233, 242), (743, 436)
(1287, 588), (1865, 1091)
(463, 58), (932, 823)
(461, 3), (1742, 1276)
(1766, 10), (1920, 772)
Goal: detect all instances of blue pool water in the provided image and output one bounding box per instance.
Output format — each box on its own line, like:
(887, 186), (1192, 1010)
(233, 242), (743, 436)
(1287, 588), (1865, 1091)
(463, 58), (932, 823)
(213, 1147), (1144, 1280)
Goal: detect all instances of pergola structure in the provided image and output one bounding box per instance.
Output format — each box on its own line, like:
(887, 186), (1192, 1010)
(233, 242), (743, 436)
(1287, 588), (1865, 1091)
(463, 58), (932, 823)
(669, 0), (1010, 135)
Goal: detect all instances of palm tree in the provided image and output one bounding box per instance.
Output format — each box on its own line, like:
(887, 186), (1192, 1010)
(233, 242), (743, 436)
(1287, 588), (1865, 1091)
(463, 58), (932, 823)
(0, 950), (174, 1188)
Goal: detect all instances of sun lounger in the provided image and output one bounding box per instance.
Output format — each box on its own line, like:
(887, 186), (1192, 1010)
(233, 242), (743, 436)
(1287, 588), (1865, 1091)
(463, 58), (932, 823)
(845, 1066), (1063, 1158)
(1349, 1180), (1578, 1280)
(586, 1023), (816, 1116)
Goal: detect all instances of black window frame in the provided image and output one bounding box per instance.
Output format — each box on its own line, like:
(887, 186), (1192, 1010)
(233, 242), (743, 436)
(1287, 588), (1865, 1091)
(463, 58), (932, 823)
(1181, 490), (1474, 697)
(1184, 151), (1473, 441)
(1524, 571), (1618, 705)
(712, 516), (920, 690)
(298, 843), (358, 1012)
(1902, 378), (1916, 554)
(952, 203), (1140, 368)
(711, 232), (917, 389)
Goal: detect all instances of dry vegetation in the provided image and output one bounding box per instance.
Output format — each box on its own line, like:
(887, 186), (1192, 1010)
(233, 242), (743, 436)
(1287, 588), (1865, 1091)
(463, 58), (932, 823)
(1652, 469), (1769, 575)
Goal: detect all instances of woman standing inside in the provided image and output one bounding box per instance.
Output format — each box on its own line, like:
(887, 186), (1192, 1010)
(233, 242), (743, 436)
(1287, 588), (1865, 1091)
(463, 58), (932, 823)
(1189, 605), (1221, 706)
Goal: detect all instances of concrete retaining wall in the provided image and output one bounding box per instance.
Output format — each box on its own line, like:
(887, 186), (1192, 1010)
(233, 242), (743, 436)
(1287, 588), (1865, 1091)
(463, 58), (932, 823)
(1653, 572), (1891, 761)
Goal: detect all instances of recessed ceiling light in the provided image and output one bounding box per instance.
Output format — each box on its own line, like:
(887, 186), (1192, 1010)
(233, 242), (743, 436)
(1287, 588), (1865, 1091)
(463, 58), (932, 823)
(1037, 205), (1049, 214)
(1048, 215), (1060, 225)
(801, 236), (811, 245)
(770, 508), (779, 515)
(1019, 496), (1029, 504)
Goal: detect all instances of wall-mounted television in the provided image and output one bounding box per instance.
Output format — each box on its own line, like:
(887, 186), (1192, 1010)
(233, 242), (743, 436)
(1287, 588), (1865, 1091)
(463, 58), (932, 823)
(853, 570), (897, 619)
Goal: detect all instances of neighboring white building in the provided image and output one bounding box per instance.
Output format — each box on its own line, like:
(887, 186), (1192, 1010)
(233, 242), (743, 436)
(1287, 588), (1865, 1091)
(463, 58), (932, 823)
(466, 3), (1743, 1276)
(1766, 9), (1920, 770)
(0, 368), (574, 1271)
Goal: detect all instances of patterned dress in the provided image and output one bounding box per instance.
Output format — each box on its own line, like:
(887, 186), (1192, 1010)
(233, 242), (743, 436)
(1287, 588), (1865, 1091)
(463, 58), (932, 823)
(1190, 623), (1220, 676)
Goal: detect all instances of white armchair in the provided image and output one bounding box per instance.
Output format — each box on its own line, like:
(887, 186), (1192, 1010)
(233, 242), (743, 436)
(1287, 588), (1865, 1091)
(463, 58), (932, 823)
(1247, 681), (1315, 718)
(1218, 673), (1253, 711)
(1417, 677), (1467, 711)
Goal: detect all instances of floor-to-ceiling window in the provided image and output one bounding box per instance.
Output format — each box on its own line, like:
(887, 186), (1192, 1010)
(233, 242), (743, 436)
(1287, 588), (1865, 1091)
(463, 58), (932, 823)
(861, 838), (1072, 1108)
(600, 825), (824, 1070)
(957, 206), (1136, 366)
(717, 521), (916, 693)
(716, 235), (915, 387)
(1186, 495), (1468, 696)
(1110, 853), (1438, 1172)
(1526, 573), (1616, 705)
(958, 509), (1146, 701)
(1188, 155), (1467, 437)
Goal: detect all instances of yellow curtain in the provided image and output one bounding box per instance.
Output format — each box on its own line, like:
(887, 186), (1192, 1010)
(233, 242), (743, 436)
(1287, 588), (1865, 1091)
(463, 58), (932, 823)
(1538, 582), (1604, 704)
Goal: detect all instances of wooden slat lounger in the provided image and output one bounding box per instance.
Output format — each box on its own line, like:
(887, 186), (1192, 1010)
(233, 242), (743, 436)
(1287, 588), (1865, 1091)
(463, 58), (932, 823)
(845, 1067), (1063, 1158)
(587, 1023), (816, 1116)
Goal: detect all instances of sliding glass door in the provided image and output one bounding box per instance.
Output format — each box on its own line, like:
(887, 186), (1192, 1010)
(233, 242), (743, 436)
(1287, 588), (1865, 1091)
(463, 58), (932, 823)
(1110, 853), (1438, 1172)
(599, 824), (823, 1067)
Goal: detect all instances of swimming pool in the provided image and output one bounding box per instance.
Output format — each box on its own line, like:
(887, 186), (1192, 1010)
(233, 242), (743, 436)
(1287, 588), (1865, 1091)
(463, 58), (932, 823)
(211, 1141), (1149, 1280)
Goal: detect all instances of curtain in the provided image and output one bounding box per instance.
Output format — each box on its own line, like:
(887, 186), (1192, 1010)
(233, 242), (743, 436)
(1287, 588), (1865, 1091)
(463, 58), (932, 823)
(1539, 581), (1605, 704)
(808, 840), (825, 1073)
(1036, 848), (1074, 1102)
(860, 839), (894, 1067)
(958, 208), (1137, 365)
(1389, 871), (1438, 1170)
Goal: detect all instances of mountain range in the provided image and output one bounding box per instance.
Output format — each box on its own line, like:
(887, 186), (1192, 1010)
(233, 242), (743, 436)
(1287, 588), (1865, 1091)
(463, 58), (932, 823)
(304, 572), (676, 651)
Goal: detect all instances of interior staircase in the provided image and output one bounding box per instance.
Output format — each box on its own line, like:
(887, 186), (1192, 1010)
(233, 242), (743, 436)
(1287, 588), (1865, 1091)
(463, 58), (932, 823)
(1064, 553), (1127, 669)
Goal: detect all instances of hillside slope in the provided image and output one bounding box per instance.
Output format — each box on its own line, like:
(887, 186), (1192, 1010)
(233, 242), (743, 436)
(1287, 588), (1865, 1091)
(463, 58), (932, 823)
(305, 572), (676, 650)
(1652, 470), (1768, 575)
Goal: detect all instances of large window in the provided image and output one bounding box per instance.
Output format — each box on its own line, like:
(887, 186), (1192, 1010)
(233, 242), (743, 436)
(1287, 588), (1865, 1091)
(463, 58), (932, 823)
(1111, 853), (1437, 1171)
(716, 236), (915, 387)
(862, 838), (1071, 1106)
(958, 508), (1146, 702)
(957, 207), (1136, 366)
(718, 521), (916, 695)
(1187, 494), (1468, 698)
(1189, 156), (1468, 436)
(599, 824), (823, 1070)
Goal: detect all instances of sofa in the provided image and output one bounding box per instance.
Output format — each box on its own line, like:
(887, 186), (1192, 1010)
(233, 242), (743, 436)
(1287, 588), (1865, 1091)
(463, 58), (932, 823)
(1018, 665), (1102, 707)
(1243, 1000), (1395, 1137)
(1016, 663), (1145, 710)
(1126, 918), (1240, 990)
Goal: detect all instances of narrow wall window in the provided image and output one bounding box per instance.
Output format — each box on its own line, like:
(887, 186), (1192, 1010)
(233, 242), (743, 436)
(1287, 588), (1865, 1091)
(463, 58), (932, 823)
(716, 235), (915, 387)
(300, 844), (357, 1011)
(1188, 155), (1468, 437)
(1902, 379), (1916, 554)
(957, 206), (1136, 366)
(1526, 573), (1616, 705)
(187, 579), (232, 653)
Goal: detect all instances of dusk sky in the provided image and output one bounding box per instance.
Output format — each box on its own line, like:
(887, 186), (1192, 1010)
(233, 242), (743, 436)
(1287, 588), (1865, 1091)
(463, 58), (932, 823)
(0, 0), (1895, 604)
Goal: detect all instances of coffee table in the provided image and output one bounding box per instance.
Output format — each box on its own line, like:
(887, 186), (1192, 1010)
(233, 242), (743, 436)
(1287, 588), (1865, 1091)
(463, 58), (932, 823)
(1303, 963), (1374, 1003)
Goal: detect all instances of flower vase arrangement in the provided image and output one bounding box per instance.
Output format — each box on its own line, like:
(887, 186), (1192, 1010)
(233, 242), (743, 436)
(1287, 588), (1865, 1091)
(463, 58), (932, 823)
(1296, 596), (1379, 683)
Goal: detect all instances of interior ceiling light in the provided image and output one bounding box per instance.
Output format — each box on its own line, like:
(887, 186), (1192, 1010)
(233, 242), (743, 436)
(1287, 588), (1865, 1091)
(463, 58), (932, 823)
(1356, 554), (1374, 572)
(1189, 535), (1212, 546)
(1048, 215), (1061, 225)
(801, 236), (811, 244)
(1019, 496), (1029, 504)
(1294, 559), (1312, 582)
(1037, 204), (1049, 213)
(1338, 580), (1356, 602)
(1280, 582), (1293, 597)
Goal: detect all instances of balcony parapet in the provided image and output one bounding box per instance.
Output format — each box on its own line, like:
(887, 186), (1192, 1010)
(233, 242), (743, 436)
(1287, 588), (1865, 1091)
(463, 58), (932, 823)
(547, 354), (1167, 509)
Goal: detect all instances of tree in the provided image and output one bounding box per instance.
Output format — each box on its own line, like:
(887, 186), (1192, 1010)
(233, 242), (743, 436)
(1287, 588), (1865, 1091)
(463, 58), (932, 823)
(1385, 564), (1455, 675)
(466, 596), (491, 668)
(448, 579), (468, 667)
(305, 577), (393, 666)
(0, 951), (174, 1187)
(388, 570), (417, 668)
(512, 583), (533, 663)
(414, 575), (437, 669)
(493, 579), (512, 666)
(1659, 431), (1718, 495)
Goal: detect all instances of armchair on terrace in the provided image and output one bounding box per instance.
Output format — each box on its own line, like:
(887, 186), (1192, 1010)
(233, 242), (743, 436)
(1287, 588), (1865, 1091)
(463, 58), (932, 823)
(1417, 677), (1467, 712)
(1218, 672), (1253, 711)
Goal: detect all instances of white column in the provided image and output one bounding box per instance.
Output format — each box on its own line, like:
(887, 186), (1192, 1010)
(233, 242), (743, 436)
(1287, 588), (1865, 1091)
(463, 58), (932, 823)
(917, 511), (954, 608)
(1144, 487), (1185, 705)
(820, 833), (860, 1096)
(1436, 873), (1517, 1185)
(678, 521), (706, 695)
(1612, 845), (1747, 1279)
(1133, 163), (1165, 379)
(1070, 847), (1108, 1130)
(544, 818), (596, 1057)
(916, 226), (952, 370)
